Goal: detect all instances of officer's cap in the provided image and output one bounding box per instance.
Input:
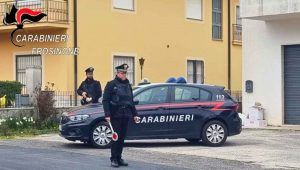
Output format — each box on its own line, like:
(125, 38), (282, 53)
(115, 64), (129, 72)
(85, 67), (94, 73)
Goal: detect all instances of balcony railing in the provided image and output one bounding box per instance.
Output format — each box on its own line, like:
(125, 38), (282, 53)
(233, 24), (242, 44)
(0, 0), (68, 27)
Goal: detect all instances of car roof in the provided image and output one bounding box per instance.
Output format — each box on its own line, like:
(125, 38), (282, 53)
(135, 83), (225, 90)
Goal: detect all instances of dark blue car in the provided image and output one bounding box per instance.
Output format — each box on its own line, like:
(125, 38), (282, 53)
(59, 83), (242, 148)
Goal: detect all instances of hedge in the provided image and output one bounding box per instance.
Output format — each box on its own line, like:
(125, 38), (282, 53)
(0, 81), (23, 101)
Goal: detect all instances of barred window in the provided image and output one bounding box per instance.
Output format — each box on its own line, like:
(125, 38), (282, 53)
(16, 54), (42, 93)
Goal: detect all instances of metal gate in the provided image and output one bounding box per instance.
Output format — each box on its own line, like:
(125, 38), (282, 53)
(284, 45), (300, 125)
(16, 54), (42, 93)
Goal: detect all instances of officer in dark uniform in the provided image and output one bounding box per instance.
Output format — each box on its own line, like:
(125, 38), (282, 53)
(102, 64), (140, 168)
(77, 67), (102, 105)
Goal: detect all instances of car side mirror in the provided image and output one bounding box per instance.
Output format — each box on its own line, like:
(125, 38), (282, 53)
(133, 99), (139, 105)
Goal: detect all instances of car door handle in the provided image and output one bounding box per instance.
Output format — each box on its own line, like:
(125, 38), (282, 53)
(198, 105), (214, 109)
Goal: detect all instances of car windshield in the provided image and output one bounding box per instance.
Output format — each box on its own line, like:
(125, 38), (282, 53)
(132, 86), (140, 91)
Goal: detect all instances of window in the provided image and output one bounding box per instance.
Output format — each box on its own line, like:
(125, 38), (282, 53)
(113, 0), (134, 11)
(186, 0), (202, 20)
(16, 55), (42, 93)
(212, 0), (222, 40)
(236, 5), (242, 25)
(174, 86), (211, 102)
(187, 60), (204, 84)
(175, 86), (199, 102)
(134, 86), (169, 105)
(113, 56), (135, 85)
(16, 0), (42, 8)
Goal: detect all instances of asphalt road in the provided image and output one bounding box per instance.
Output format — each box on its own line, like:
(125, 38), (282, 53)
(0, 139), (263, 170)
(0, 129), (299, 170)
(0, 143), (262, 170)
(0, 145), (181, 170)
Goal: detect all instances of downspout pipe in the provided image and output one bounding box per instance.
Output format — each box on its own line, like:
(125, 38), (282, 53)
(227, 0), (231, 91)
(74, 0), (78, 105)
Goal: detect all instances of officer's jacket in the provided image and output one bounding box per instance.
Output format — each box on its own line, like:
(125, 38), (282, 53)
(77, 78), (102, 103)
(102, 76), (138, 118)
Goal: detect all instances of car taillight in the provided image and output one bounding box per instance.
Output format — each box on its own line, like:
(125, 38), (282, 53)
(234, 104), (239, 112)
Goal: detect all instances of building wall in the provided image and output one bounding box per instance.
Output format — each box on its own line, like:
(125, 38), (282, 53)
(0, 0), (242, 93)
(243, 18), (300, 126)
(231, 0), (242, 91)
(77, 0), (241, 90)
(0, 29), (72, 90)
(0, 0), (75, 91)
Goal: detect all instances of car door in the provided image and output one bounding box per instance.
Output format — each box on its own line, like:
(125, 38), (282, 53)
(168, 85), (213, 138)
(127, 85), (171, 138)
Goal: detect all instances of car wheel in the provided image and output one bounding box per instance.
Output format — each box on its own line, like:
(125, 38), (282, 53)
(185, 138), (200, 143)
(89, 121), (113, 149)
(201, 120), (227, 147)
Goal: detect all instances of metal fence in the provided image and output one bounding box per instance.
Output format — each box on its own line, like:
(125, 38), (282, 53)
(0, 0), (69, 26)
(226, 90), (242, 113)
(226, 90), (242, 103)
(53, 91), (80, 107)
(0, 90), (80, 108)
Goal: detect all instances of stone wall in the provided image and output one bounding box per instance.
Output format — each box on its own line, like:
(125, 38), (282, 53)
(0, 107), (73, 119)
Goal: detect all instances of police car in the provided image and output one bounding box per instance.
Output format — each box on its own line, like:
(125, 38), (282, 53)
(59, 83), (242, 148)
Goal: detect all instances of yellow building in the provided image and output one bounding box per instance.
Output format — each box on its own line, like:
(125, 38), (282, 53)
(0, 0), (242, 101)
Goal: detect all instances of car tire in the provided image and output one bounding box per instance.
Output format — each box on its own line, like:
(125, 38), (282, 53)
(89, 121), (113, 149)
(201, 120), (228, 147)
(185, 138), (200, 143)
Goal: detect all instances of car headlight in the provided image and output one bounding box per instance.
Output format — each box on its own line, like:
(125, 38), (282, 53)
(62, 112), (68, 117)
(69, 114), (90, 122)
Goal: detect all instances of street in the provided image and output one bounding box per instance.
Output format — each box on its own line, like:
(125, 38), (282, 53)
(0, 129), (299, 170)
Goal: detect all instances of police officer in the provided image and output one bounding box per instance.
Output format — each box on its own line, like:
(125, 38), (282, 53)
(102, 64), (140, 168)
(77, 67), (102, 105)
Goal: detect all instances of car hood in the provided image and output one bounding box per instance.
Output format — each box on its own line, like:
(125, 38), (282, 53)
(67, 103), (105, 115)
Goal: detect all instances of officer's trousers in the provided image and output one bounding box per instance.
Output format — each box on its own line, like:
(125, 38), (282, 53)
(110, 117), (129, 161)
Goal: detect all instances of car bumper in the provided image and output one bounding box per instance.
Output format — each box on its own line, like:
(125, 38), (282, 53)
(59, 121), (90, 142)
(228, 116), (242, 136)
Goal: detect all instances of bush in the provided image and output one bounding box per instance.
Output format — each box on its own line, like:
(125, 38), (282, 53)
(0, 81), (23, 106)
(0, 116), (58, 137)
(0, 116), (36, 136)
(33, 82), (57, 123)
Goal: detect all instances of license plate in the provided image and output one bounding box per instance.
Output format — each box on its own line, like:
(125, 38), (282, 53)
(59, 124), (62, 131)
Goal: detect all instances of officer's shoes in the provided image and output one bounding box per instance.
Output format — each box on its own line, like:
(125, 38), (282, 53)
(118, 159), (128, 166)
(111, 160), (119, 168)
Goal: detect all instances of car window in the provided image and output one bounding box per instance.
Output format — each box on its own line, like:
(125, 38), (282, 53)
(174, 86), (200, 102)
(199, 89), (212, 101)
(134, 86), (169, 105)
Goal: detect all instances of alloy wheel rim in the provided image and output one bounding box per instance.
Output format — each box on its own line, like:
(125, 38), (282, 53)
(93, 125), (112, 146)
(206, 124), (225, 144)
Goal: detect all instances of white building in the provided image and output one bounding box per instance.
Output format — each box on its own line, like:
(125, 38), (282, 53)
(241, 0), (300, 125)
